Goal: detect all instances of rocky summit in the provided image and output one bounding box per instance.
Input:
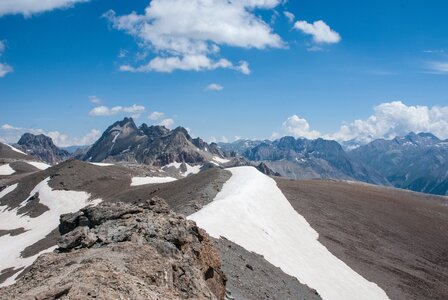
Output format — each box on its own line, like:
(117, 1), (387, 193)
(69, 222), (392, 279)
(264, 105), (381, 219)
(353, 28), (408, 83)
(0, 198), (226, 300)
(15, 133), (71, 164)
(82, 117), (227, 166)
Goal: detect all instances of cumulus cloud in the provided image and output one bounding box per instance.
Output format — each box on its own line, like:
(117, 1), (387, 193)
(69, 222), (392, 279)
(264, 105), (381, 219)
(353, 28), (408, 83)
(329, 101), (448, 143)
(0, 63), (13, 77)
(284, 11), (295, 23)
(148, 111), (165, 121)
(105, 0), (283, 73)
(0, 124), (100, 147)
(205, 83), (224, 91)
(294, 20), (341, 44)
(88, 95), (102, 105)
(0, 0), (89, 17)
(278, 101), (448, 143)
(0, 40), (13, 78)
(159, 118), (175, 128)
(89, 104), (146, 118)
(282, 115), (321, 139)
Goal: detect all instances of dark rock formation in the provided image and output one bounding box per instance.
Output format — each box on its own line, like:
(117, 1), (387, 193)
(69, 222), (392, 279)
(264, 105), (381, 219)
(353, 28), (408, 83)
(0, 198), (226, 299)
(15, 133), (71, 164)
(82, 117), (228, 167)
(256, 162), (281, 177)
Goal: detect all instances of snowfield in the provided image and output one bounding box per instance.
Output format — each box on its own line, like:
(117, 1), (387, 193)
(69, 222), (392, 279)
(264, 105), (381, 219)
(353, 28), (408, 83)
(0, 164), (15, 175)
(0, 178), (101, 287)
(131, 176), (177, 186)
(163, 162), (202, 177)
(189, 167), (390, 300)
(212, 156), (230, 164)
(26, 161), (51, 170)
(89, 162), (115, 167)
(6, 144), (26, 155)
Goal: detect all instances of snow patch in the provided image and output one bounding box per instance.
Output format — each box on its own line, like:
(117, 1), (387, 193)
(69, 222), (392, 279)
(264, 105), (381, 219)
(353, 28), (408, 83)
(0, 178), (101, 287)
(131, 176), (177, 186)
(89, 162), (114, 167)
(0, 164), (15, 175)
(27, 161), (51, 170)
(6, 144), (26, 155)
(212, 156), (230, 164)
(189, 167), (390, 300)
(164, 162), (202, 177)
(0, 183), (18, 199)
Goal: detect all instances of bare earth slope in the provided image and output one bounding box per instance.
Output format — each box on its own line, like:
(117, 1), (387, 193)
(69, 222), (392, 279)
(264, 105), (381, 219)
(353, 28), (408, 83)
(275, 178), (448, 300)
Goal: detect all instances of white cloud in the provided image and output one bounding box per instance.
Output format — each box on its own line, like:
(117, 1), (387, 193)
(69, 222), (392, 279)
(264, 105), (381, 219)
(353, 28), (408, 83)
(0, 0), (89, 17)
(88, 95), (102, 105)
(294, 20), (341, 44)
(0, 40), (5, 54)
(329, 101), (448, 143)
(205, 83), (224, 91)
(148, 111), (165, 121)
(119, 55), (250, 74)
(426, 61), (448, 74)
(284, 11), (295, 23)
(0, 63), (13, 77)
(89, 104), (146, 118)
(209, 136), (229, 143)
(0, 125), (100, 147)
(159, 118), (175, 128)
(282, 115), (321, 139)
(105, 0), (283, 73)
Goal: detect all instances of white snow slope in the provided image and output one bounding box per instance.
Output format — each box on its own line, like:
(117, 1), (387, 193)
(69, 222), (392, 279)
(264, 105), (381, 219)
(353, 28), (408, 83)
(131, 176), (177, 186)
(6, 144), (26, 155)
(0, 164), (15, 175)
(26, 161), (51, 170)
(0, 178), (101, 287)
(189, 167), (390, 300)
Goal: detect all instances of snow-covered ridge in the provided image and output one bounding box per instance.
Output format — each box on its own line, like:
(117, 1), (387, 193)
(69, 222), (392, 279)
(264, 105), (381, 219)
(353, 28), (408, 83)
(0, 178), (101, 287)
(0, 164), (15, 175)
(189, 167), (389, 300)
(131, 176), (177, 186)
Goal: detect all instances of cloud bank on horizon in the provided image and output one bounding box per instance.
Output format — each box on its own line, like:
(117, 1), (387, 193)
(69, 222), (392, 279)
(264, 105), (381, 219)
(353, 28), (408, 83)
(280, 101), (448, 143)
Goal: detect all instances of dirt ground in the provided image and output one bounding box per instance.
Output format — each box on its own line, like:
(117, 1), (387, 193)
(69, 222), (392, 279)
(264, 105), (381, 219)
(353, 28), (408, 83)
(276, 178), (448, 300)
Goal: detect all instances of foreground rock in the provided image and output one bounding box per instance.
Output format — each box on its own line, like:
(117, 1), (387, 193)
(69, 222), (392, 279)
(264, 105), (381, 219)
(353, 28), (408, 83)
(0, 198), (226, 299)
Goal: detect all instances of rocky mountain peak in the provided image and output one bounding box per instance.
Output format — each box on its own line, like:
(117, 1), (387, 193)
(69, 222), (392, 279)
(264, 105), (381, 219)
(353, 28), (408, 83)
(16, 133), (70, 164)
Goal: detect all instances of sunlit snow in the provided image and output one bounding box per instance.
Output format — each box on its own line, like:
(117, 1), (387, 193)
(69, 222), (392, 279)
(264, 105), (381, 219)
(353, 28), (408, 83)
(131, 176), (177, 186)
(89, 162), (114, 167)
(0, 164), (15, 175)
(189, 166), (390, 300)
(27, 161), (51, 170)
(6, 144), (26, 155)
(0, 178), (101, 287)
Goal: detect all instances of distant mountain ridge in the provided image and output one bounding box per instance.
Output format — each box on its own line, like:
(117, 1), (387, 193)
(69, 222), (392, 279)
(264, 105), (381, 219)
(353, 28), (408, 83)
(350, 132), (448, 195)
(14, 133), (70, 164)
(82, 117), (226, 166)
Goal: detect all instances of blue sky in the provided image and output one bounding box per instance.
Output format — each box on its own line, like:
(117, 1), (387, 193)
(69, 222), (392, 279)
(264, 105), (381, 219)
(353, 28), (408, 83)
(0, 0), (447, 146)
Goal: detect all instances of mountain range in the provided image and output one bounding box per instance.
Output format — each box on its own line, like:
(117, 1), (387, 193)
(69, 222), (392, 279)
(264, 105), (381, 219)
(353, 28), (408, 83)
(8, 118), (448, 196)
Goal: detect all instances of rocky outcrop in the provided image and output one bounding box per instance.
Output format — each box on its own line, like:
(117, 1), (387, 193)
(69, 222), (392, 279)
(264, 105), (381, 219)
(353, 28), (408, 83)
(256, 162), (281, 177)
(0, 198), (226, 299)
(82, 117), (228, 167)
(15, 133), (71, 164)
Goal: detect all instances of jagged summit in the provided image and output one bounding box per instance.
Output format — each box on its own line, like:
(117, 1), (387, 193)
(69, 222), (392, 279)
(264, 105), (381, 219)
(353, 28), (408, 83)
(82, 117), (227, 166)
(15, 133), (70, 164)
